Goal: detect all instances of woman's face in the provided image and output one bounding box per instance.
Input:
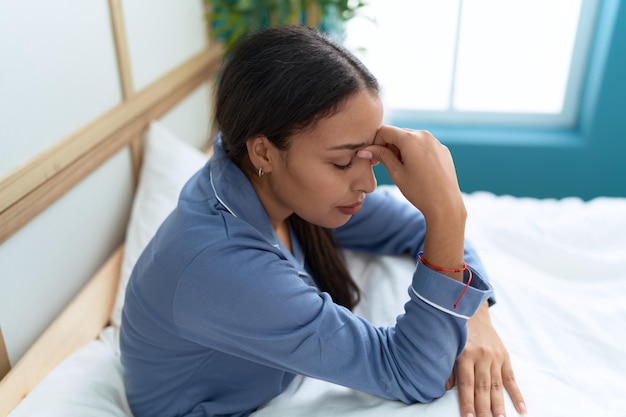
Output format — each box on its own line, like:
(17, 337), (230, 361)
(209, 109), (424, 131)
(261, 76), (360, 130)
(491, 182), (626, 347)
(265, 89), (383, 229)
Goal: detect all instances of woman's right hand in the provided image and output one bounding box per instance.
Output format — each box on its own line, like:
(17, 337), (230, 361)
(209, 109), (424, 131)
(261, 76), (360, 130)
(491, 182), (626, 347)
(357, 125), (465, 224)
(357, 125), (467, 279)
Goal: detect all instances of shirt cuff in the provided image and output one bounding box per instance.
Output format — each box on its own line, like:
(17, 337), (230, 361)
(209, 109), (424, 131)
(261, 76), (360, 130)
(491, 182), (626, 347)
(410, 262), (494, 320)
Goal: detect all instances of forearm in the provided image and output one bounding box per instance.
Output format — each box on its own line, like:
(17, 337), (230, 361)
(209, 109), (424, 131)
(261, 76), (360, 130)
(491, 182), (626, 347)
(422, 208), (467, 283)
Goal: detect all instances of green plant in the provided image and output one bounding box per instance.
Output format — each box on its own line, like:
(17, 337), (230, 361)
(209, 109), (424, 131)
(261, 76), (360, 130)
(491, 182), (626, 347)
(205, 0), (366, 53)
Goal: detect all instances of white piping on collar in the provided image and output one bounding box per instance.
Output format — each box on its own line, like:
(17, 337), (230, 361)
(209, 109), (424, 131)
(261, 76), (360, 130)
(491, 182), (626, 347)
(209, 169), (237, 217)
(209, 162), (312, 281)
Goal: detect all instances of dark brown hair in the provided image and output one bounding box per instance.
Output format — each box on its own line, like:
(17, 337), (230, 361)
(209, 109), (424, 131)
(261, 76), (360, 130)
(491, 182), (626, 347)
(215, 26), (379, 310)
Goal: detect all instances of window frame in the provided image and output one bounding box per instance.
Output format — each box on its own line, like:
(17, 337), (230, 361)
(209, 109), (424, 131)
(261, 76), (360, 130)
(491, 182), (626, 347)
(350, 0), (601, 130)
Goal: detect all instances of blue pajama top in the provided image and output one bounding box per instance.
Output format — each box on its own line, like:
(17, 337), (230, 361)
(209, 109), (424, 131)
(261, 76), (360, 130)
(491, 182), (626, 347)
(120, 137), (494, 417)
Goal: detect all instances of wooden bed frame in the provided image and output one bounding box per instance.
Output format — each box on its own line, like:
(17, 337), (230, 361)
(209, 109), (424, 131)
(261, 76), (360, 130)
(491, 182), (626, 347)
(0, 247), (123, 416)
(0, 1), (223, 414)
(0, 52), (222, 417)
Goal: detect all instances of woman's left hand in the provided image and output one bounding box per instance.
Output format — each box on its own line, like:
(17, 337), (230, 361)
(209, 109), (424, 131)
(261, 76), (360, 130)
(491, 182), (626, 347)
(448, 303), (527, 417)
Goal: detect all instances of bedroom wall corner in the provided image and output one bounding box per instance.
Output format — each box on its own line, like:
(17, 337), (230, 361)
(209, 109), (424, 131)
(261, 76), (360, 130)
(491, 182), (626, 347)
(0, 326), (9, 379)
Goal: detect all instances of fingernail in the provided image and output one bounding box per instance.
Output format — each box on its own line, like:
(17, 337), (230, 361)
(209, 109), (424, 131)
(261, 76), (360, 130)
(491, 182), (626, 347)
(357, 150), (373, 159)
(466, 413), (474, 417)
(519, 402), (528, 414)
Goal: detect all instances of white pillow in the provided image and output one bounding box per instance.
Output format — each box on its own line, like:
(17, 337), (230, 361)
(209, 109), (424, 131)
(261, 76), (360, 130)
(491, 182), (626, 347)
(110, 121), (209, 329)
(8, 327), (132, 417)
(8, 123), (208, 417)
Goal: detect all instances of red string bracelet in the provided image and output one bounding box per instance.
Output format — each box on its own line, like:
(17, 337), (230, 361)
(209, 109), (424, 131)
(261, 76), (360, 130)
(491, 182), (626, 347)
(417, 251), (473, 309)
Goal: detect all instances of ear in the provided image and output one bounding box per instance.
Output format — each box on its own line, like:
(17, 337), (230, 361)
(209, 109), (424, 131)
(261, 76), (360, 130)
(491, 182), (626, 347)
(246, 135), (277, 174)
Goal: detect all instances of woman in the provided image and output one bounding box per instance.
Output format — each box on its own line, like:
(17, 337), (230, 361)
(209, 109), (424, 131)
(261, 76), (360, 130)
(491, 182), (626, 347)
(120, 26), (526, 417)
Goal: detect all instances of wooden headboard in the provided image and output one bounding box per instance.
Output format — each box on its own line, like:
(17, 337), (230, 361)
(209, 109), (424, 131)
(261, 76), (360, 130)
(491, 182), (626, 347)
(0, 1), (222, 413)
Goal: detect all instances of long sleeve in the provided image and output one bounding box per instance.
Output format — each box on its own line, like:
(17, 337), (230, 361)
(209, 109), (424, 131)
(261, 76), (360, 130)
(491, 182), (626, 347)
(171, 227), (493, 405)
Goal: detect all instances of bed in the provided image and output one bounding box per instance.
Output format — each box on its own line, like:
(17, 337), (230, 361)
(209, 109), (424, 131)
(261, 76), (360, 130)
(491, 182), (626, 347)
(1, 2), (626, 414)
(1, 116), (625, 416)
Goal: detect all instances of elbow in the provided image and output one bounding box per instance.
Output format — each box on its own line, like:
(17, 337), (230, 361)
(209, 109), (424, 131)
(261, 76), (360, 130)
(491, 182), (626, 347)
(397, 388), (446, 406)
(413, 384), (447, 405)
(392, 368), (450, 405)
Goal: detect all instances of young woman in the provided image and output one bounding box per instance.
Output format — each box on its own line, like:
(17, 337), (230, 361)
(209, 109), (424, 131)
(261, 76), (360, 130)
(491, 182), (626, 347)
(120, 26), (526, 417)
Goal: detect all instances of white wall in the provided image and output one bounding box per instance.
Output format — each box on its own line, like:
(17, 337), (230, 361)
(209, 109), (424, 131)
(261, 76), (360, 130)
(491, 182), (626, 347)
(122, 0), (208, 91)
(0, 150), (134, 363)
(0, 0), (122, 177)
(0, 0), (212, 364)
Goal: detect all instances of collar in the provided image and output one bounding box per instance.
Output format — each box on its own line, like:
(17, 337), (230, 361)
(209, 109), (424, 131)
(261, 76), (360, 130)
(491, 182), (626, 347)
(208, 134), (308, 276)
(208, 134), (275, 242)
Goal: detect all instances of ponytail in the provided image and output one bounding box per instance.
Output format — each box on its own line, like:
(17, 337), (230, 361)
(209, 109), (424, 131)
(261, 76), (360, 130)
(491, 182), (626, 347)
(290, 215), (360, 310)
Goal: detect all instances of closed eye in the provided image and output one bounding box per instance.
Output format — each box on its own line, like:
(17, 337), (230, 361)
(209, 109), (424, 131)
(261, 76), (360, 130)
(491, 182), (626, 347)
(333, 154), (356, 170)
(333, 161), (353, 170)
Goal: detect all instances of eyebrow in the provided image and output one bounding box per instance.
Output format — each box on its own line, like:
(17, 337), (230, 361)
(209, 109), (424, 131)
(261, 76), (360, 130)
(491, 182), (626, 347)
(326, 142), (367, 151)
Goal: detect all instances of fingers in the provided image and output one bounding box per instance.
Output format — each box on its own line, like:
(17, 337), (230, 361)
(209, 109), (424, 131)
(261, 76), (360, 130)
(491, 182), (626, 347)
(472, 364), (493, 417)
(502, 362), (527, 415)
(357, 144), (402, 176)
(357, 126), (408, 170)
(458, 363), (503, 417)
(457, 306), (527, 417)
(372, 125), (432, 148)
(456, 361), (527, 417)
(456, 359), (475, 417)
(369, 126), (439, 171)
(357, 125), (464, 217)
(487, 366), (506, 417)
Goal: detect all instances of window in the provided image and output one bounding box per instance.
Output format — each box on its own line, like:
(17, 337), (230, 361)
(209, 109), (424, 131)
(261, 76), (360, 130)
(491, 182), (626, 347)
(344, 0), (599, 128)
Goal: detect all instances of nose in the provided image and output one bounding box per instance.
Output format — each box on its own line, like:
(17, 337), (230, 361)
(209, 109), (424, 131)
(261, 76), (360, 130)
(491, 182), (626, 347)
(354, 159), (377, 194)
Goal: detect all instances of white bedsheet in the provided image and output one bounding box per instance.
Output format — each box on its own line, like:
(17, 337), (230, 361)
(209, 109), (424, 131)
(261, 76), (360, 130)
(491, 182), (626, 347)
(255, 189), (626, 417)
(9, 189), (626, 417)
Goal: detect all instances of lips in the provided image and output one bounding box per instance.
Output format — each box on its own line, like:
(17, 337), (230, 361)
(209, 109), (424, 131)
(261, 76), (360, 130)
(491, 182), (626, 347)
(337, 202), (363, 215)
